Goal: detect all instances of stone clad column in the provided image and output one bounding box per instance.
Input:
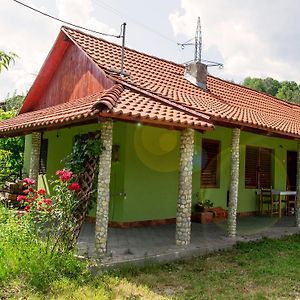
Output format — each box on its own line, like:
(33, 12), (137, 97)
(95, 120), (113, 255)
(296, 141), (300, 227)
(176, 128), (194, 246)
(29, 132), (41, 184)
(227, 128), (241, 237)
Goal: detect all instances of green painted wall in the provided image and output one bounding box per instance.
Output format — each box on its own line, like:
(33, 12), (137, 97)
(121, 123), (180, 222)
(23, 122), (298, 222)
(23, 122), (126, 221)
(192, 126), (298, 213)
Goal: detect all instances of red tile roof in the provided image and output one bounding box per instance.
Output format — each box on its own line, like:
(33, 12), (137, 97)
(1, 26), (300, 138)
(0, 84), (212, 137)
(61, 26), (300, 138)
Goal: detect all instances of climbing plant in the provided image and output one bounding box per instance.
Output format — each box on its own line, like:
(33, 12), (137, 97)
(64, 132), (104, 175)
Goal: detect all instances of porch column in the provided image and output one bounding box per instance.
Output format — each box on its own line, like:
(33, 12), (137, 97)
(296, 141), (300, 227)
(95, 120), (113, 256)
(176, 128), (194, 246)
(227, 128), (240, 237)
(29, 132), (41, 185)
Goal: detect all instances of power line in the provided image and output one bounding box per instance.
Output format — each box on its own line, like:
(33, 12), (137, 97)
(12, 0), (121, 38)
(94, 0), (178, 45)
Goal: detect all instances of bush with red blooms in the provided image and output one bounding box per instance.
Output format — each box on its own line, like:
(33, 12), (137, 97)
(16, 169), (81, 252)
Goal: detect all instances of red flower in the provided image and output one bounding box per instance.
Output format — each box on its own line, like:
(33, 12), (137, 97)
(23, 178), (36, 186)
(23, 188), (34, 195)
(37, 189), (46, 195)
(17, 195), (27, 202)
(24, 205), (30, 212)
(56, 169), (73, 182)
(30, 195), (38, 202)
(68, 182), (81, 192)
(56, 170), (65, 176)
(43, 198), (53, 205)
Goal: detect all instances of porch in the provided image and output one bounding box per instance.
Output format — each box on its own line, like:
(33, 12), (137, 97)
(77, 216), (300, 267)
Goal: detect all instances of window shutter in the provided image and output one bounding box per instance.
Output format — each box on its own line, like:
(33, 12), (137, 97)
(201, 139), (220, 187)
(245, 146), (258, 188)
(259, 148), (272, 188)
(287, 151), (297, 190)
(245, 146), (273, 189)
(39, 139), (48, 174)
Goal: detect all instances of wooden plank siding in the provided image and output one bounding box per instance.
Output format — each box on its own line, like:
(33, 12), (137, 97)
(20, 33), (114, 113)
(36, 44), (113, 110)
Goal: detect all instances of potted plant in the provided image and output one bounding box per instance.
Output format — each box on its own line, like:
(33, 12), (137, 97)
(194, 199), (214, 212)
(192, 195), (214, 224)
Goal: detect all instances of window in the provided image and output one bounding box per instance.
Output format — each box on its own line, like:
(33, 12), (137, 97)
(245, 146), (272, 188)
(201, 139), (220, 188)
(39, 138), (48, 174)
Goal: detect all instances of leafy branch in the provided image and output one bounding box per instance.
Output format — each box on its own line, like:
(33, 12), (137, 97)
(0, 51), (17, 72)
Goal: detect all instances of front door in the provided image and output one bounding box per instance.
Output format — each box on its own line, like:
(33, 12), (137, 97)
(287, 151), (297, 190)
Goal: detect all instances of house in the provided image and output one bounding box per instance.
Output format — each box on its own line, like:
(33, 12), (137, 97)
(0, 26), (300, 256)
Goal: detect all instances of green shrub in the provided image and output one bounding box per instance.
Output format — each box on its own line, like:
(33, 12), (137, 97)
(0, 205), (87, 293)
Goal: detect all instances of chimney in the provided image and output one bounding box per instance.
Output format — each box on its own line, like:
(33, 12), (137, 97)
(184, 62), (207, 90)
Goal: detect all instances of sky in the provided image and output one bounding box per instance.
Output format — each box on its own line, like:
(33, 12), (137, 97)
(1, 0), (300, 99)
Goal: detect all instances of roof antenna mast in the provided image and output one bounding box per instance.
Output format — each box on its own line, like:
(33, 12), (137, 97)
(194, 17), (202, 63)
(120, 22), (126, 75)
(110, 22), (129, 76)
(178, 17), (223, 68)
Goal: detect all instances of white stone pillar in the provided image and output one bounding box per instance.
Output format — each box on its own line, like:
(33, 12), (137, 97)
(29, 132), (41, 185)
(296, 141), (300, 227)
(95, 120), (113, 255)
(227, 128), (240, 237)
(176, 128), (194, 246)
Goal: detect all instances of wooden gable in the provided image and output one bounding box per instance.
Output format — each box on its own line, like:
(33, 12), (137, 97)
(20, 31), (114, 113)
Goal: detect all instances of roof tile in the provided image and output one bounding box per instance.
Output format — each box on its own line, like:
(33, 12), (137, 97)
(0, 84), (212, 136)
(62, 26), (300, 137)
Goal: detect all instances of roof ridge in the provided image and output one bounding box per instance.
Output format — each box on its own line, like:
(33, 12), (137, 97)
(62, 26), (300, 112)
(92, 84), (124, 112)
(105, 74), (212, 122)
(61, 25), (184, 69)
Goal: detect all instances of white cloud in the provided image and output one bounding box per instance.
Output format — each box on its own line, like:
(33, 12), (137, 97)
(169, 0), (300, 83)
(56, 0), (118, 42)
(0, 0), (117, 99)
(0, 1), (59, 99)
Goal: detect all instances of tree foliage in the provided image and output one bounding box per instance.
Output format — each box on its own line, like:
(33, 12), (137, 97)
(0, 51), (16, 72)
(243, 77), (300, 104)
(0, 94), (25, 185)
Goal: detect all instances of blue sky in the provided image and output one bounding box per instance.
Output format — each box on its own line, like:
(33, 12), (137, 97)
(1, 0), (300, 99)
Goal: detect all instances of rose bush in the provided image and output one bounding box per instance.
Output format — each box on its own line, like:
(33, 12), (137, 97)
(16, 169), (81, 253)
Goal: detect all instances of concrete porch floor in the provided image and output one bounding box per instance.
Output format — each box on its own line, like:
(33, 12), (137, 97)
(77, 216), (300, 267)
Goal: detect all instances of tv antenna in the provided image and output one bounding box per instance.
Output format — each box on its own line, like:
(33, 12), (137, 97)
(110, 22), (130, 76)
(178, 17), (223, 68)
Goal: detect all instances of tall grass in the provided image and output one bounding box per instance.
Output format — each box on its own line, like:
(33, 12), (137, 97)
(0, 205), (87, 294)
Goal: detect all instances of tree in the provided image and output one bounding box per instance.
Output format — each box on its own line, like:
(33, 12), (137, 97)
(0, 53), (24, 185)
(0, 94), (25, 185)
(243, 77), (266, 93)
(0, 51), (16, 72)
(276, 81), (300, 104)
(242, 77), (300, 104)
(263, 77), (281, 97)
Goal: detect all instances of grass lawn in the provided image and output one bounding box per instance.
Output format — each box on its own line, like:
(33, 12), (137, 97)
(2, 235), (300, 299)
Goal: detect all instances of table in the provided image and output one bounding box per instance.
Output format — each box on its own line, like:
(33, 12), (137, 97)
(256, 190), (296, 217)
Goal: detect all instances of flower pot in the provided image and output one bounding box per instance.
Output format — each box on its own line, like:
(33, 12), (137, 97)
(200, 212), (214, 224)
